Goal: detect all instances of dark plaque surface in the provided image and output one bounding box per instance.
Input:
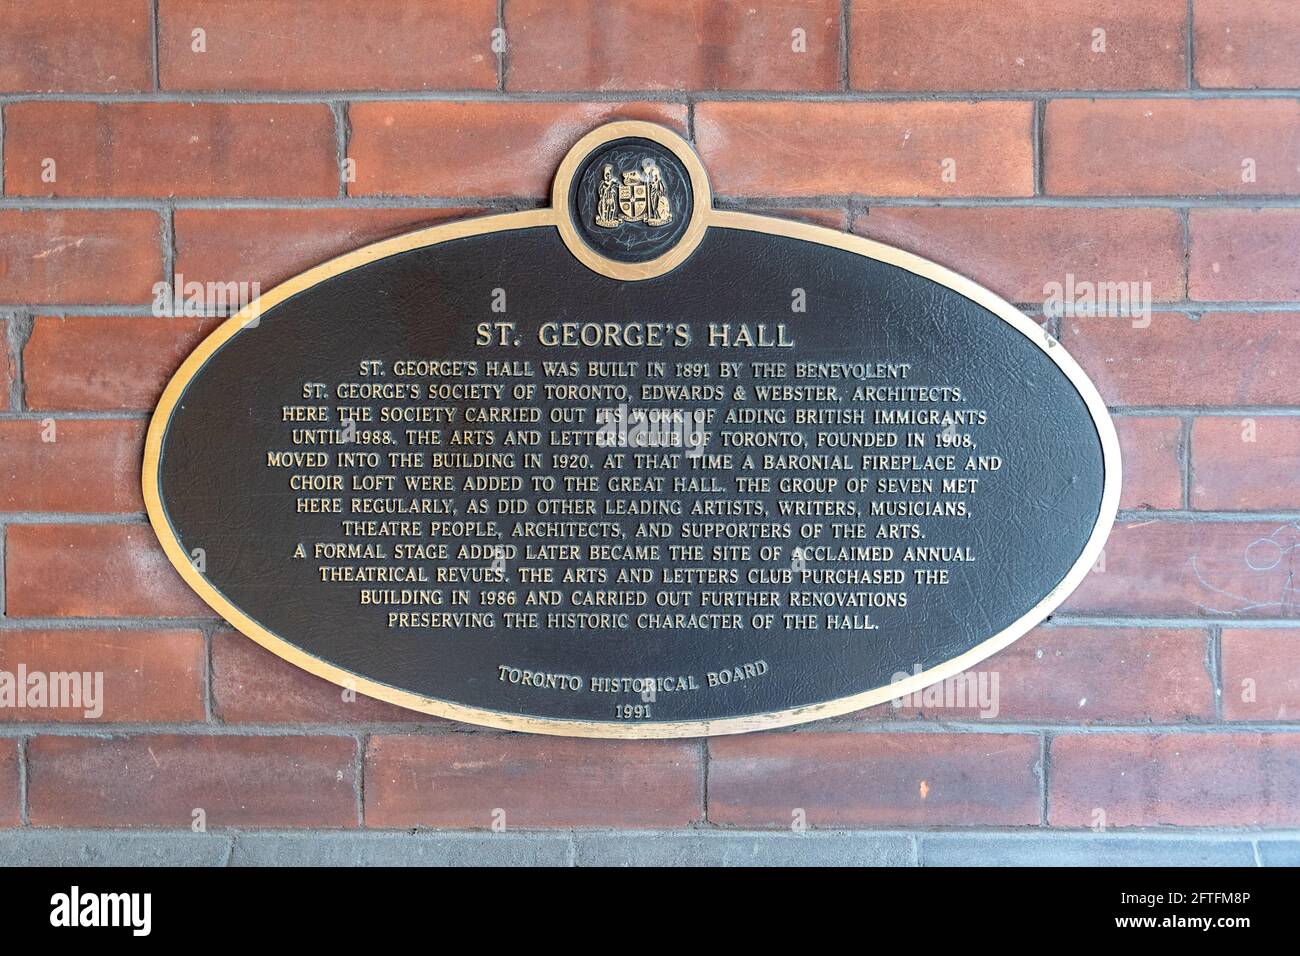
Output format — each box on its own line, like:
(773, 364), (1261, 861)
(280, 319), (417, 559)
(145, 122), (1118, 736)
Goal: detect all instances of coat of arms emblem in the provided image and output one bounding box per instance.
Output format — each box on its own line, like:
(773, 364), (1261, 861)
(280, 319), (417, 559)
(595, 158), (673, 228)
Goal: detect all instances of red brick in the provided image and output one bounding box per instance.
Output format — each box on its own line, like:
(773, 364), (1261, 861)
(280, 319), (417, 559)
(1063, 312), (1300, 406)
(6, 524), (214, 619)
(0, 210), (161, 305)
(1063, 519), (1300, 619)
(1193, 417), (1300, 510)
(28, 734), (359, 827)
(507, 0), (841, 92)
(750, 206), (850, 231)
(708, 732), (1040, 826)
(0, 740), (16, 827)
(1189, 210), (1300, 302)
(1222, 629), (1300, 720)
(854, 206), (1184, 304)
(0, 629), (205, 722)
(851, 0), (1186, 92)
(349, 101), (687, 197)
(1195, 0), (1300, 89)
(4, 102), (338, 198)
(1050, 732), (1300, 826)
(173, 207), (480, 292)
(159, 0), (496, 91)
(0, 0), (153, 92)
(1115, 417), (1183, 510)
(891, 627), (1211, 723)
(696, 101), (1034, 198)
(365, 735), (702, 828)
(0, 419), (144, 513)
(212, 630), (427, 724)
(24, 316), (219, 412)
(1045, 99), (1300, 196)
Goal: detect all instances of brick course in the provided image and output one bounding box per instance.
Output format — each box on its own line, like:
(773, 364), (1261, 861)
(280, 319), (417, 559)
(365, 736), (703, 828)
(849, 0), (1187, 92)
(0, 210), (161, 305)
(696, 101), (1035, 197)
(708, 733), (1041, 827)
(4, 102), (339, 198)
(157, 0), (499, 92)
(1049, 733), (1300, 827)
(27, 735), (359, 828)
(0, 630), (205, 723)
(507, 0), (842, 92)
(0, 0), (154, 93)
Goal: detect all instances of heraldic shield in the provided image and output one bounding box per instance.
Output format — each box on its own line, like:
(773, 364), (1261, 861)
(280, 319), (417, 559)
(596, 157), (673, 228)
(619, 177), (648, 221)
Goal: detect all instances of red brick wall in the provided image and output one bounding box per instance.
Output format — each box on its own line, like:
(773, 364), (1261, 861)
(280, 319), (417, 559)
(1, 1), (1298, 856)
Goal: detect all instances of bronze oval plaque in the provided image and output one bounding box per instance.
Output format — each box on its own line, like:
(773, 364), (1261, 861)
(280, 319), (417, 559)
(145, 123), (1119, 736)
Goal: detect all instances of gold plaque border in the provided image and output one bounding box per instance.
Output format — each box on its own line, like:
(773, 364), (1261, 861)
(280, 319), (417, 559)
(143, 123), (1121, 738)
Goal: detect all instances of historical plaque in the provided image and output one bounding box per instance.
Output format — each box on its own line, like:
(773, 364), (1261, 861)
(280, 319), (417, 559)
(145, 122), (1119, 736)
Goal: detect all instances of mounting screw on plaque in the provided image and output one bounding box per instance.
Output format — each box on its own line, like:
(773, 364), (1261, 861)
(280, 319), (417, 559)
(552, 121), (712, 281)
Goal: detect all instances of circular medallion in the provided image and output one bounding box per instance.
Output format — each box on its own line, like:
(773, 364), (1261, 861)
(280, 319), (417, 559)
(552, 122), (712, 281)
(570, 137), (693, 264)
